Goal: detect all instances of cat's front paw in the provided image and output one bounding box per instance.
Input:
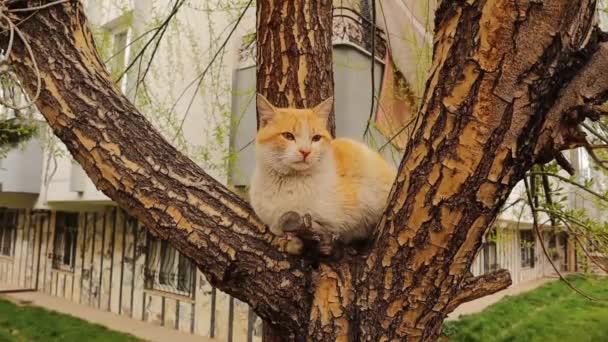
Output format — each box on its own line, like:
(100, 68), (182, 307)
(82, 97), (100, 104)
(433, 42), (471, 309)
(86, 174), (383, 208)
(277, 211), (304, 232)
(269, 211), (302, 236)
(285, 236), (303, 255)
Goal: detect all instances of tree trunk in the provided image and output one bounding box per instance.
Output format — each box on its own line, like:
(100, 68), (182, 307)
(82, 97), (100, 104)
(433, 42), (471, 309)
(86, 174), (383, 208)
(4, 0), (608, 341)
(256, 1), (334, 339)
(256, 0), (335, 135)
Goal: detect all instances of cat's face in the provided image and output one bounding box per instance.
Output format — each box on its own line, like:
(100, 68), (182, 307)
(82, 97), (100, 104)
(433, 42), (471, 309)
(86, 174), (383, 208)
(255, 94), (333, 173)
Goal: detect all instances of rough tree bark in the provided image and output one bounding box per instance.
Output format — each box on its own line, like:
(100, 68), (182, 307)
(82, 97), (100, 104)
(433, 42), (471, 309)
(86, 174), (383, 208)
(3, 0), (608, 341)
(256, 0), (334, 135)
(256, 0), (334, 338)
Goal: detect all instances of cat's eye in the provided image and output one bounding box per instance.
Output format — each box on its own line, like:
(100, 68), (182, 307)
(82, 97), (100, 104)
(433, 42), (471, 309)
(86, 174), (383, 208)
(312, 134), (322, 142)
(281, 132), (295, 141)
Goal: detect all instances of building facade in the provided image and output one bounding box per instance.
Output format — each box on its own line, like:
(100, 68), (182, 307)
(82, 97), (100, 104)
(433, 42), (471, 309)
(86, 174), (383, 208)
(0, 207), (258, 340)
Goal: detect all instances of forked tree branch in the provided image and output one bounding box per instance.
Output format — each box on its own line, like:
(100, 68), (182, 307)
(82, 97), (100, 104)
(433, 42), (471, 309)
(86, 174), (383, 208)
(0, 1), (312, 333)
(358, 1), (608, 340)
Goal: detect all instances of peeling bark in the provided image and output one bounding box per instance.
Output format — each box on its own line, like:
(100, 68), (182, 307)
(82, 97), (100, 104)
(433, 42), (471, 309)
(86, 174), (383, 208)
(5, 0), (608, 341)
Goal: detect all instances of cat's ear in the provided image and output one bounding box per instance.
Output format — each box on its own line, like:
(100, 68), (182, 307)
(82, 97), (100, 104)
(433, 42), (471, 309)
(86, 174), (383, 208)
(313, 96), (334, 121)
(257, 93), (277, 127)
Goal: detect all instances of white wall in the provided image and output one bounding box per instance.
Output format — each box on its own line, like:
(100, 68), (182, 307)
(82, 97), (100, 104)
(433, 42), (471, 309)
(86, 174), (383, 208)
(36, 0), (255, 207)
(0, 136), (43, 194)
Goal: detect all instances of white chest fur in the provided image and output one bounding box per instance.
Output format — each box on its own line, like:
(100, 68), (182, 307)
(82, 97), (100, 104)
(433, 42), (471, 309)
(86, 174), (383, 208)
(250, 157), (338, 235)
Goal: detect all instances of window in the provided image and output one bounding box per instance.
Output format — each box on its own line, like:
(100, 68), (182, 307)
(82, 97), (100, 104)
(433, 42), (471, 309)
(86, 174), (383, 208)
(482, 241), (498, 273)
(547, 232), (560, 261)
(110, 29), (131, 93)
(482, 229), (499, 273)
(520, 230), (536, 268)
(145, 232), (195, 297)
(52, 212), (79, 271)
(578, 148), (591, 179)
(0, 209), (17, 257)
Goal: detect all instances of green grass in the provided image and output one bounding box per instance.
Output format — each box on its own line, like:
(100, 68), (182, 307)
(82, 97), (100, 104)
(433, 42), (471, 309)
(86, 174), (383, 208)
(443, 275), (608, 342)
(0, 297), (140, 342)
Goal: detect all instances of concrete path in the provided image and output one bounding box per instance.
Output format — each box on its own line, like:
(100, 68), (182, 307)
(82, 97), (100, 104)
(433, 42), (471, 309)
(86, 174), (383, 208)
(0, 288), (213, 342)
(446, 277), (555, 321)
(0, 278), (555, 338)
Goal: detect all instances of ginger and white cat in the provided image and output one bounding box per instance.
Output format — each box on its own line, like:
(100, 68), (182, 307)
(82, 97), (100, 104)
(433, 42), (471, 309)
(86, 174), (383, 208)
(249, 93), (396, 254)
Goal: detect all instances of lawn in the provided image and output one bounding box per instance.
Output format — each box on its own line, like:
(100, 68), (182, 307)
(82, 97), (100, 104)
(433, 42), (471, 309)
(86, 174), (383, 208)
(0, 297), (140, 342)
(443, 275), (608, 342)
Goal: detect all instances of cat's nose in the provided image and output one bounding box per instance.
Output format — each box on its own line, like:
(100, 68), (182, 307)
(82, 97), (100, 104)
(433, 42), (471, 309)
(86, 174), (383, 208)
(299, 149), (311, 159)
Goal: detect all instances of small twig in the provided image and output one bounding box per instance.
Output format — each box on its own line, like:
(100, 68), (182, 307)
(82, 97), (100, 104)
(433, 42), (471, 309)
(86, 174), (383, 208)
(540, 209), (608, 274)
(362, 0), (377, 139)
(523, 177), (596, 301)
(8, 0), (68, 13)
(581, 122), (608, 145)
(528, 171), (608, 202)
(116, 0), (186, 83)
(539, 167), (557, 227)
(530, 170), (539, 207)
(498, 198), (526, 214)
(377, 114), (419, 151)
(535, 208), (608, 242)
(0, 14), (15, 62)
(103, 26), (157, 64)
(587, 144), (608, 149)
(0, 12), (41, 110)
(171, 0), (253, 142)
(565, 221), (608, 274)
(584, 145), (608, 171)
(555, 152), (575, 175)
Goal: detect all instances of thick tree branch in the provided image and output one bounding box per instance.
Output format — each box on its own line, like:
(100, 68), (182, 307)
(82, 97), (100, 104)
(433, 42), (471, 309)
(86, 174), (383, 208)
(538, 40), (608, 154)
(445, 269), (512, 314)
(1, 1), (311, 334)
(359, 1), (602, 340)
